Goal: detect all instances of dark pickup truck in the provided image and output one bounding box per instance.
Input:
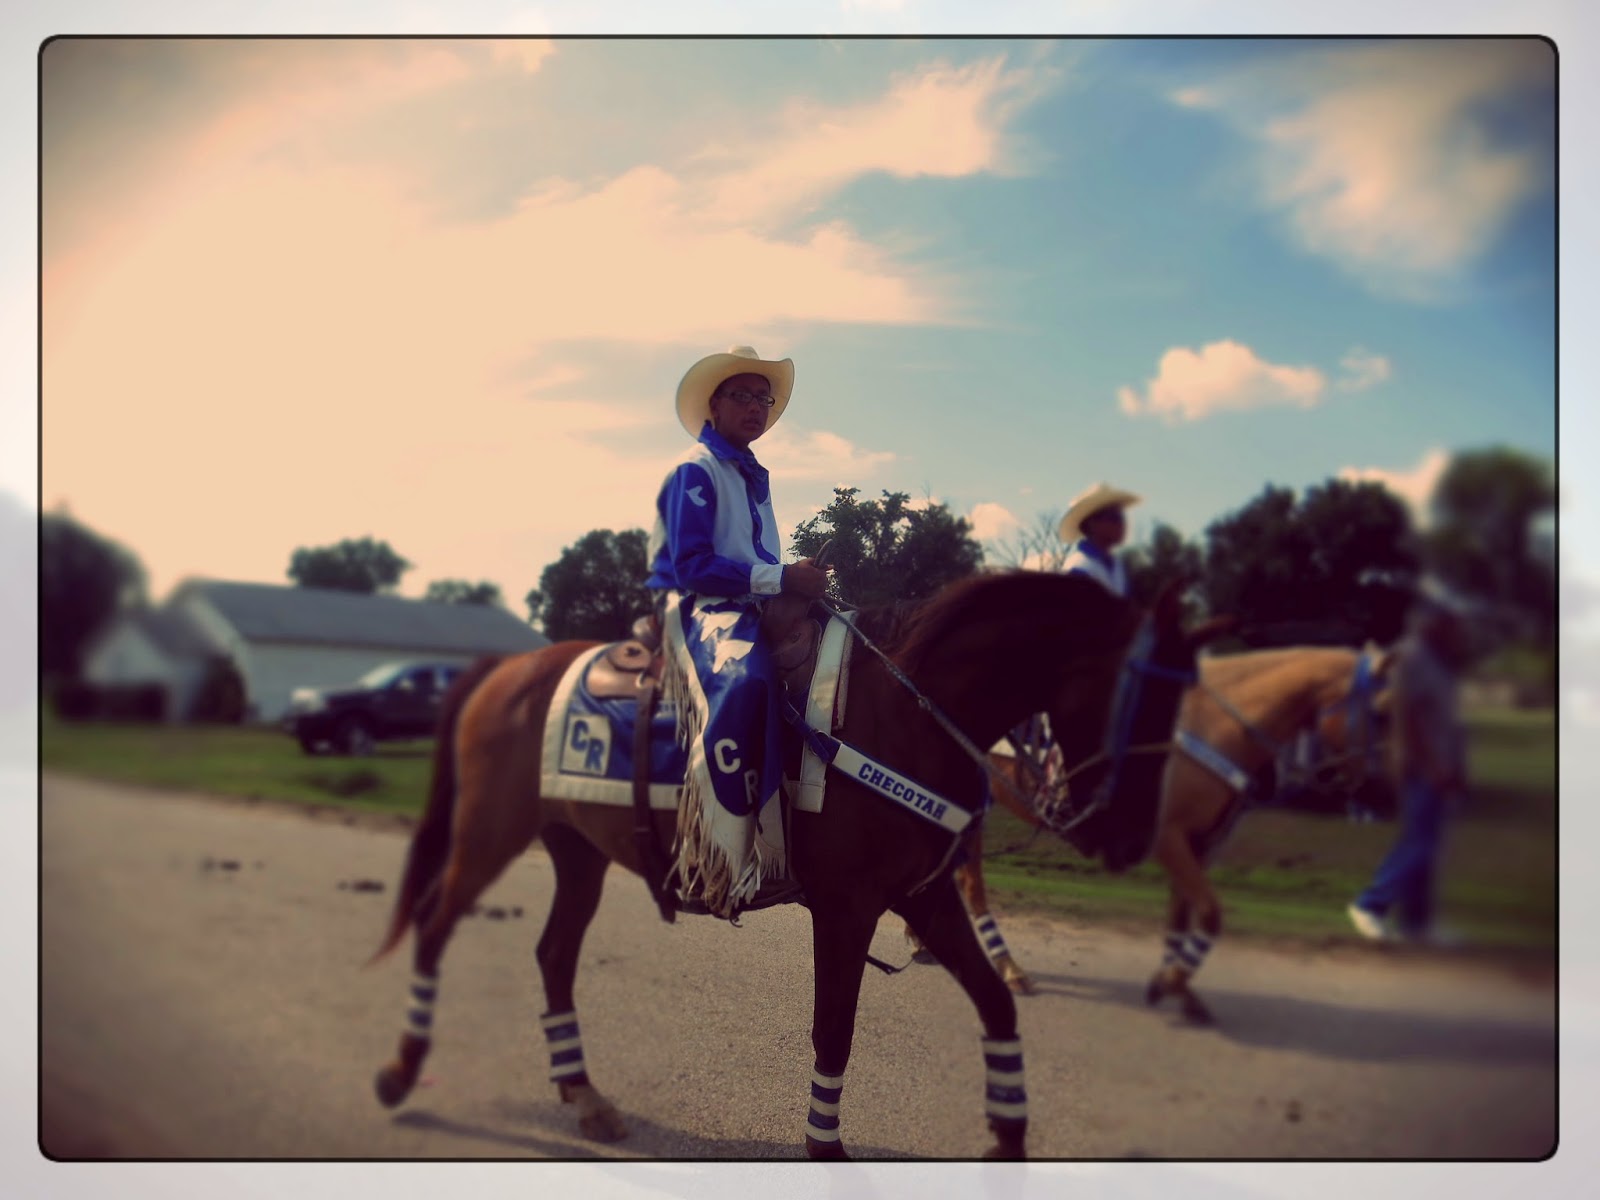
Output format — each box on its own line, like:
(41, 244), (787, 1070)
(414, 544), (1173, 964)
(282, 661), (464, 755)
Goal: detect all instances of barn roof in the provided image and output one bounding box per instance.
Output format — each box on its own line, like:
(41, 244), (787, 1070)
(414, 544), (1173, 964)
(173, 580), (550, 656)
(133, 606), (215, 659)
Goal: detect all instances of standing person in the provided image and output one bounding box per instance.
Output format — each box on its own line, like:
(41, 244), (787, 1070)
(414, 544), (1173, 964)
(646, 345), (829, 919)
(1057, 482), (1142, 598)
(1347, 578), (1473, 944)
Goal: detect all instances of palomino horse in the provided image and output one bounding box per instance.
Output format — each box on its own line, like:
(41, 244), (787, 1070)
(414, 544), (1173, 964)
(367, 572), (1226, 1159)
(915, 644), (1393, 1024)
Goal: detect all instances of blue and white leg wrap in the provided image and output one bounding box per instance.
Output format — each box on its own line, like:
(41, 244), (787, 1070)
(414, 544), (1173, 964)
(805, 1066), (844, 1146)
(1161, 931), (1185, 968)
(1176, 932), (1214, 976)
(982, 1036), (1028, 1128)
(542, 1010), (587, 1084)
(975, 914), (1010, 964)
(405, 972), (438, 1040)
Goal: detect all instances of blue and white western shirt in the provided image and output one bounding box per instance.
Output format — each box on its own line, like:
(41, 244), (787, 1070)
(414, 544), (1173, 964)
(646, 422), (785, 599)
(1061, 538), (1128, 598)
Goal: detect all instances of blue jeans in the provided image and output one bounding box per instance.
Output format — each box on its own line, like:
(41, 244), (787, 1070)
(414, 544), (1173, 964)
(1355, 775), (1448, 935)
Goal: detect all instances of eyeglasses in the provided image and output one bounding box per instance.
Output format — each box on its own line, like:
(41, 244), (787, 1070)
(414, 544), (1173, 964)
(715, 390), (776, 409)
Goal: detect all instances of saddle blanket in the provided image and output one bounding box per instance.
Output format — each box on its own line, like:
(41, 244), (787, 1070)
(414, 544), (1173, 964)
(539, 615), (854, 813)
(539, 645), (687, 810)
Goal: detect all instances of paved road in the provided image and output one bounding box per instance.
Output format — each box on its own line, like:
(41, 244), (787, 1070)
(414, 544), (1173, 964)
(40, 774), (1555, 1161)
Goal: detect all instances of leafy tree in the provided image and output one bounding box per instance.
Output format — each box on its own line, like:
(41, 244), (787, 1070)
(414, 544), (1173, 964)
(287, 537), (411, 594)
(790, 488), (984, 608)
(527, 528), (652, 641)
(424, 579), (504, 607)
(41, 510), (147, 678)
(1122, 521), (1205, 610)
(1425, 446), (1555, 641)
(1201, 480), (1419, 645)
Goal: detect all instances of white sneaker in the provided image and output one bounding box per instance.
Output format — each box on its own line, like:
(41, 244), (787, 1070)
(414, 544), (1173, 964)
(1347, 903), (1392, 941)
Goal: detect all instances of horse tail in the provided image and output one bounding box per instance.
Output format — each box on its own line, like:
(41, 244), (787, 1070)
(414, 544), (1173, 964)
(367, 655), (506, 966)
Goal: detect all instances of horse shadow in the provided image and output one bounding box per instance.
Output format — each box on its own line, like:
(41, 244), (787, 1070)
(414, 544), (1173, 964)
(1026, 970), (1555, 1068)
(391, 1101), (909, 1161)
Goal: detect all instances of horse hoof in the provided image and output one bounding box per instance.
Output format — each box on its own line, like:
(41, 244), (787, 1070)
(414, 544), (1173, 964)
(911, 949), (939, 966)
(1181, 996), (1215, 1026)
(983, 1140), (1027, 1161)
(578, 1105), (629, 1143)
(1144, 977), (1164, 1006)
(1005, 972), (1037, 996)
(374, 1064), (414, 1109)
(805, 1136), (849, 1161)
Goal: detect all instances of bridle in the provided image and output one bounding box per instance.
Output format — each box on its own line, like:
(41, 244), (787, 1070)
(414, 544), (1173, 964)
(819, 594), (1188, 847)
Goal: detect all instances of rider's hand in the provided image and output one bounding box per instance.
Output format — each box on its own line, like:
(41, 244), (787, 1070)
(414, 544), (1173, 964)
(782, 559), (830, 600)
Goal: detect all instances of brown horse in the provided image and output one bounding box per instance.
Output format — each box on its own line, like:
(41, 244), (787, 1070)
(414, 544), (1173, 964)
(915, 644), (1394, 1022)
(366, 571), (1225, 1160)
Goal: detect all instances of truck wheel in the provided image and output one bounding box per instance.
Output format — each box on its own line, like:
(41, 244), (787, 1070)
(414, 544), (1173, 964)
(336, 716), (376, 757)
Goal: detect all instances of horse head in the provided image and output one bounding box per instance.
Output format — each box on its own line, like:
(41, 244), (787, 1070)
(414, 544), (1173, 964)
(1307, 641), (1397, 797)
(1043, 578), (1234, 872)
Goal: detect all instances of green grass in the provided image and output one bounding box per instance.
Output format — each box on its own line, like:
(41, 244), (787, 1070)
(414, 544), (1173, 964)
(974, 706), (1555, 949)
(41, 713), (437, 815)
(40, 707), (1556, 950)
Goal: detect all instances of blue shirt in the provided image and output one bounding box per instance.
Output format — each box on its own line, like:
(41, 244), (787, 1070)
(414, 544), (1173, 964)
(646, 422), (785, 598)
(1061, 538), (1128, 597)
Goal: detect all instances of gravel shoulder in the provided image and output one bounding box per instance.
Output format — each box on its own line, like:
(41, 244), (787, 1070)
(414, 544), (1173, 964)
(40, 773), (1557, 1161)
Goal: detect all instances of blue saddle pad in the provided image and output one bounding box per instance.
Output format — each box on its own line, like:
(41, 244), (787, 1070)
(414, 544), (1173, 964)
(555, 650), (687, 788)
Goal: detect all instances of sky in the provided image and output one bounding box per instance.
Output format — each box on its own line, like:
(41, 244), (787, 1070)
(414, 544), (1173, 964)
(9, 4), (1600, 1197)
(36, 34), (1558, 616)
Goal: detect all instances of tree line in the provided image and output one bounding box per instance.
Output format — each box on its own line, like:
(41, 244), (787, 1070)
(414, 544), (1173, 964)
(41, 446), (1553, 685)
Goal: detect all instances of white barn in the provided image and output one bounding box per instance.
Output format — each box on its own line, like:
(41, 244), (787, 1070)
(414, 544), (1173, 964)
(80, 607), (215, 722)
(83, 580), (550, 723)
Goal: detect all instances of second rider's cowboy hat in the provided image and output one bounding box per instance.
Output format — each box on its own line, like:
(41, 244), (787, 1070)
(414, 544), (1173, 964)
(1058, 482), (1142, 543)
(675, 345), (795, 438)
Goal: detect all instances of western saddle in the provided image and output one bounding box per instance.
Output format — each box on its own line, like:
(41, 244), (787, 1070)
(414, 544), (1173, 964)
(593, 582), (831, 924)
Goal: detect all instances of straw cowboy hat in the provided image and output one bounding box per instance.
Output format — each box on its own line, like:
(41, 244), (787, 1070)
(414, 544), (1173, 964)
(675, 345), (795, 438)
(1058, 482), (1142, 542)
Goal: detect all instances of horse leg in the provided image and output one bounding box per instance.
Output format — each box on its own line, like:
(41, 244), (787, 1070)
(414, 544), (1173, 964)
(960, 848), (1035, 996)
(1146, 885), (1191, 1008)
(803, 899), (883, 1161)
(374, 846), (517, 1108)
(1151, 828), (1222, 1025)
(894, 876), (1027, 1160)
(535, 822), (626, 1143)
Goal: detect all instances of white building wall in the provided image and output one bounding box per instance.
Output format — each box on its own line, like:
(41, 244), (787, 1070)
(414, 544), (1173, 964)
(246, 643), (485, 723)
(82, 624), (181, 719)
(83, 624), (175, 687)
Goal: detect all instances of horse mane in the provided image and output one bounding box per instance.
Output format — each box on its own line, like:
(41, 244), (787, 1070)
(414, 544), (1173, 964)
(855, 570), (1129, 676)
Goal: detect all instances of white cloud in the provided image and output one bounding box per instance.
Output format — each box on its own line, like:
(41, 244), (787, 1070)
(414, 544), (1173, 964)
(40, 43), (1054, 608)
(1175, 41), (1551, 299)
(1117, 339), (1326, 422)
(1170, 86), (1216, 109)
(698, 54), (1057, 227)
(968, 501), (1021, 541)
(1335, 347), (1392, 392)
(487, 38), (555, 73)
(1338, 446), (1451, 526)
(758, 427), (897, 482)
